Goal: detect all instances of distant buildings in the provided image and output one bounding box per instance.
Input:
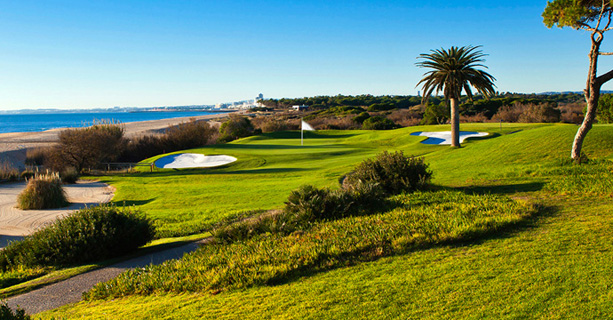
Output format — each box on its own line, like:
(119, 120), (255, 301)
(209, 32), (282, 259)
(215, 93), (265, 110)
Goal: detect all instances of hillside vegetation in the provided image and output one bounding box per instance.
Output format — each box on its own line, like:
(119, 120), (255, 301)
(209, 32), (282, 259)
(40, 123), (613, 319)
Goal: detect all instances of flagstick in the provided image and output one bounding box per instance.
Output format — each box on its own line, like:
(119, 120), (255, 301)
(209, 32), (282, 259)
(301, 127), (304, 145)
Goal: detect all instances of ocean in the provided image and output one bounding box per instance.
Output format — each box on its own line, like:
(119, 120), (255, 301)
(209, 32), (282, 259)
(0, 111), (228, 134)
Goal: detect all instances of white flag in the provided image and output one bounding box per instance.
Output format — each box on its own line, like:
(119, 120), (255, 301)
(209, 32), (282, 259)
(301, 120), (315, 131)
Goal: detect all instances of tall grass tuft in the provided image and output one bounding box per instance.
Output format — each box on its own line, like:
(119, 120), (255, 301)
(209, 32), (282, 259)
(0, 205), (155, 270)
(17, 172), (68, 210)
(0, 161), (19, 182)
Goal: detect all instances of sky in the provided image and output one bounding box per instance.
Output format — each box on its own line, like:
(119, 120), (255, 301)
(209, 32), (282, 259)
(0, 0), (611, 110)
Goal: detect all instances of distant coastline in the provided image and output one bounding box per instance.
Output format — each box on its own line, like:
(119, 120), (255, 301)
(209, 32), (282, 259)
(0, 112), (234, 169)
(0, 110), (234, 134)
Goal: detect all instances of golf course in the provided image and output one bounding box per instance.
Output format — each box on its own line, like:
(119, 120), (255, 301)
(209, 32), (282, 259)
(29, 122), (613, 319)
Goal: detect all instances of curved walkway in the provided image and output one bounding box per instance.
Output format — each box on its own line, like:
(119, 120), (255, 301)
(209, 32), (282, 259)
(0, 180), (114, 248)
(7, 238), (210, 314)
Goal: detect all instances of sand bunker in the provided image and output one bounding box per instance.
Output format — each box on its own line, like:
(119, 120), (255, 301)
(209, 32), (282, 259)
(0, 180), (114, 248)
(155, 153), (237, 169)
(411, 131), (488, 145)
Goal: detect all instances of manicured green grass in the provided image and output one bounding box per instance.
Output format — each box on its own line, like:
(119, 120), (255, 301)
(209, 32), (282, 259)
(38, 123), (613, 319)
(95, 123), (547, 237)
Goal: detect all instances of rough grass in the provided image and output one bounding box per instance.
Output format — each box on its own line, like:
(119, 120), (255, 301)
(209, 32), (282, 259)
(83, 191), (536, 300)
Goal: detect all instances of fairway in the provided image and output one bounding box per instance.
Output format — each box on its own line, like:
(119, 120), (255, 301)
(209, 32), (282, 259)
(39, 123), (613, 319)
(97, 123), (546, 237)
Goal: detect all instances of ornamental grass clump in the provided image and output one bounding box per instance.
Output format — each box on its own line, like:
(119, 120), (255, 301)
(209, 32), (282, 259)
(343, 151), (432, 194)
(17, 172), (68, 210)
(0, 205), (155, 270)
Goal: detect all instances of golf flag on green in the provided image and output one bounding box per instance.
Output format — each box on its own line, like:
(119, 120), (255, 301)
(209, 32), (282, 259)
(301, 119), (314, 145)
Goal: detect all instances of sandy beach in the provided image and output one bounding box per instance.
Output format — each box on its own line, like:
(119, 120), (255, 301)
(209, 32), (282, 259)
(0, 112), (232, 169)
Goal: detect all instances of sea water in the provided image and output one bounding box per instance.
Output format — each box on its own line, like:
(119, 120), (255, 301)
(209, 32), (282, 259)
(0, 111), (227, 134)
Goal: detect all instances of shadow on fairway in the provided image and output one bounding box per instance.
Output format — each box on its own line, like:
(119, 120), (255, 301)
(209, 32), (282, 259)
(265, 202), (557, 288)
(112, 198), (156, 206)
(455, 181), (545, 195)
(125, 167), (314, 178)
(250, 131), (359, 140)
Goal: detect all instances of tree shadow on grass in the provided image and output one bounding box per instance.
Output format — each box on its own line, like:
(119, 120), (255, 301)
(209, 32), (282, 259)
(125, 167), (313, 179)
(264, 201), (557, 288)
(454, 182), (546, 195)
(111, 198), (156, 206)
(250, 131), (359, 140)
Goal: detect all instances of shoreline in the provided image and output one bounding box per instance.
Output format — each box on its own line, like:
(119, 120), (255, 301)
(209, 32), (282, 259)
(0, 112), (234, 169)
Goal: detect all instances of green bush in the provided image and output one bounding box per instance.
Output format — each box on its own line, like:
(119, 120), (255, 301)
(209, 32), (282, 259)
(60, 167), (79, 184)
(343, 151), (432, 194)
(361, 116), (397, 130)
(215, 182), (386, 244)
(367, 103), (395, 112)
(0, 302), (30, 320)
(219, 115), (255, 142)
(0, 205), (155, 270)
(352, 112), (371, 124)
(17, 173), (68, 210)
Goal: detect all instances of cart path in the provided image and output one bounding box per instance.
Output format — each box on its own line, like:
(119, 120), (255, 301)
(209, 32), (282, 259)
(0, 180), (114, 248)
(7, 238), (210, 315)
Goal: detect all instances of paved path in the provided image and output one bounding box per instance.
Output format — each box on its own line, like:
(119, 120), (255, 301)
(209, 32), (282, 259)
(0, 180), (114, 248)
(7, 238), (210, 314)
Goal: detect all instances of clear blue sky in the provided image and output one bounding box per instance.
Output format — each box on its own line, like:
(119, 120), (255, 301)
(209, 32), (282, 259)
(0, 0), (610, 110)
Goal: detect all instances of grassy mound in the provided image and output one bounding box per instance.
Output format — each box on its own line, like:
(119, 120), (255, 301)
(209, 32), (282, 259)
(17, 173), (68, 210)
(84, 191), (536, 300)
(0, 205), (155, 270)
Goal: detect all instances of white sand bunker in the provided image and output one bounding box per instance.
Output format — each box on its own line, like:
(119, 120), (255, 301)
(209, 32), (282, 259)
(155, 153), (237, 169)
(411, 131), (488, 145)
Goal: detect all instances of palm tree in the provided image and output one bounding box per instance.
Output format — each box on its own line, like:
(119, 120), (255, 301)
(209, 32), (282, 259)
(416, 45), (496, 147)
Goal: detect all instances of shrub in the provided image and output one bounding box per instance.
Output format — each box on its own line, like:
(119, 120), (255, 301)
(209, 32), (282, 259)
(0, 161), (19, 182)
(367, 103), (395, 112)
(0, 302), (30, 320)
(598, 94), (613, 123)
(219, 115), (255, 142)
(343, 151), (432, 194)
(362, 116), (397, 130)
(25, 147), (50, 167)
(60, 167), (79, 184)
(352, 112), (371, 124)
(162, 119), (217, 151)
(19, 170), (35, 181)
(387, 109), (422, 127)
(420, 103), (449, 125)
(0, 205), (155, 270)
(50, 120), (126, 172)
(17, 173), (68, 210)
(119, 119), (218, 163)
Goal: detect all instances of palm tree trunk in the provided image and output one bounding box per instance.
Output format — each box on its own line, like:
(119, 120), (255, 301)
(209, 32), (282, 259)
(449, 97), (460, 147)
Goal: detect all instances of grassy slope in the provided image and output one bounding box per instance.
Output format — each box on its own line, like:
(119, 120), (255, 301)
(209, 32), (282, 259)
(41, 123), (613, 319)
(99, 123), (543, 237)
